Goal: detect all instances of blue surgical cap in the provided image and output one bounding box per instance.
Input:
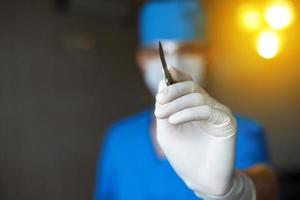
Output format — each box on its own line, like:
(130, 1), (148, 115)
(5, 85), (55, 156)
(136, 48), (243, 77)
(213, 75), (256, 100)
(139, 0), (206, 46)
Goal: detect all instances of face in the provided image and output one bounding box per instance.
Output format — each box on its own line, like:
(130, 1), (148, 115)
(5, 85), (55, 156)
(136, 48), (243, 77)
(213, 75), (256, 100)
(136, 41), (207, 95)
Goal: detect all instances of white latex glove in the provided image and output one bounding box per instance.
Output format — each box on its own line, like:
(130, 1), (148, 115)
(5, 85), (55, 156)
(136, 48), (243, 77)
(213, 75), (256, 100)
(155, 67), (255, 199)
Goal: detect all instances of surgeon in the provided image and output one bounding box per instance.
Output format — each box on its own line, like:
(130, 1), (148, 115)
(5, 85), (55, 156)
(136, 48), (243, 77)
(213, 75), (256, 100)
(94, 0), (278, 199)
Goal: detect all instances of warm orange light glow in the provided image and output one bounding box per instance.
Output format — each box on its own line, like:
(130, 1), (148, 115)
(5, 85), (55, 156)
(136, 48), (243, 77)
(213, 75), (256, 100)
(257, 31), (280, 59)
(238, 4), (262, 31)
(265, 1), (295, 30)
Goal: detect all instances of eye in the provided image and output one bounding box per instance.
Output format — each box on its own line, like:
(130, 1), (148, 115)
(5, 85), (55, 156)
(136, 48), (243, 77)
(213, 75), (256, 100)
(143, 48), (159, 58)
(178, 43), (205, 56)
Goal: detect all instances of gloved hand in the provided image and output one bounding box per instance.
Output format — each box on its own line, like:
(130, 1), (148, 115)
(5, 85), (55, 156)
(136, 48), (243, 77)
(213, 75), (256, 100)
(155, 67), (256, 199)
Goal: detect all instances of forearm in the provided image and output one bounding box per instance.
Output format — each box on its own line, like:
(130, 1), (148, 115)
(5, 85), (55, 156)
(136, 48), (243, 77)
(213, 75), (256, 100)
(244, 164), (279, 200)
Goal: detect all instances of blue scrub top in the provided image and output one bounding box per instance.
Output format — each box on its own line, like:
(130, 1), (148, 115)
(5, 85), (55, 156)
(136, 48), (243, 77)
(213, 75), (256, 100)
(95, 109), (269, 200)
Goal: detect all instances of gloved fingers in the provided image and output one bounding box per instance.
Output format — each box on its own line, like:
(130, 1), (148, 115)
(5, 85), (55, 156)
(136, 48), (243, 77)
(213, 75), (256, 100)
(208, 108), (232, 125)
(155, 92), (207, 119)
(168, 105), (232, 126)
(156, 80), (201, 104)
(168, 105), (211, 125)
(158, 80), (167, 93)
(211, 98), (232, 114)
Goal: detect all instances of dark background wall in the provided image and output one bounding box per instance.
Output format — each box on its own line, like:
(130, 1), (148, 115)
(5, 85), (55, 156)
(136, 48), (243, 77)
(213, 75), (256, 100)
(0, 0), (299, 199)
(0, 0), (151, 199)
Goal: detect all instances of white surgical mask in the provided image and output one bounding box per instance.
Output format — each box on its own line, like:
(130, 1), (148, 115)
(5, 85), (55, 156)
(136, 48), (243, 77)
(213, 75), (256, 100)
(143, 55), (206, 95)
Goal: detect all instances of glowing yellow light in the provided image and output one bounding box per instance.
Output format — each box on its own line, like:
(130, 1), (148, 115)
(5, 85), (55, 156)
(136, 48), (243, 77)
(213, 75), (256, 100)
(238, 4), (262, 31)
(257, 31), (280, 59)
(265, 1), (295, 30)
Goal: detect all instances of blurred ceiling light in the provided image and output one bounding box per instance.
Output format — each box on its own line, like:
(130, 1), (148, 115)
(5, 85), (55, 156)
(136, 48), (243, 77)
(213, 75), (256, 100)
(265, 1), (295, 30)
(238, 4), (262, 31)
(257, 30), (280, 59)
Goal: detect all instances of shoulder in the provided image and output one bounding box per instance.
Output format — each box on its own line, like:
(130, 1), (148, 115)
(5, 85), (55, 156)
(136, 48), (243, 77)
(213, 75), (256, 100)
(234, 113), (269, 167)
(234, 113), (265, 135)
(100, 108), (153, 164)
(234, 113), (268, 151)
(104, 108), (153, 145)
(109, 108), (152, 134)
